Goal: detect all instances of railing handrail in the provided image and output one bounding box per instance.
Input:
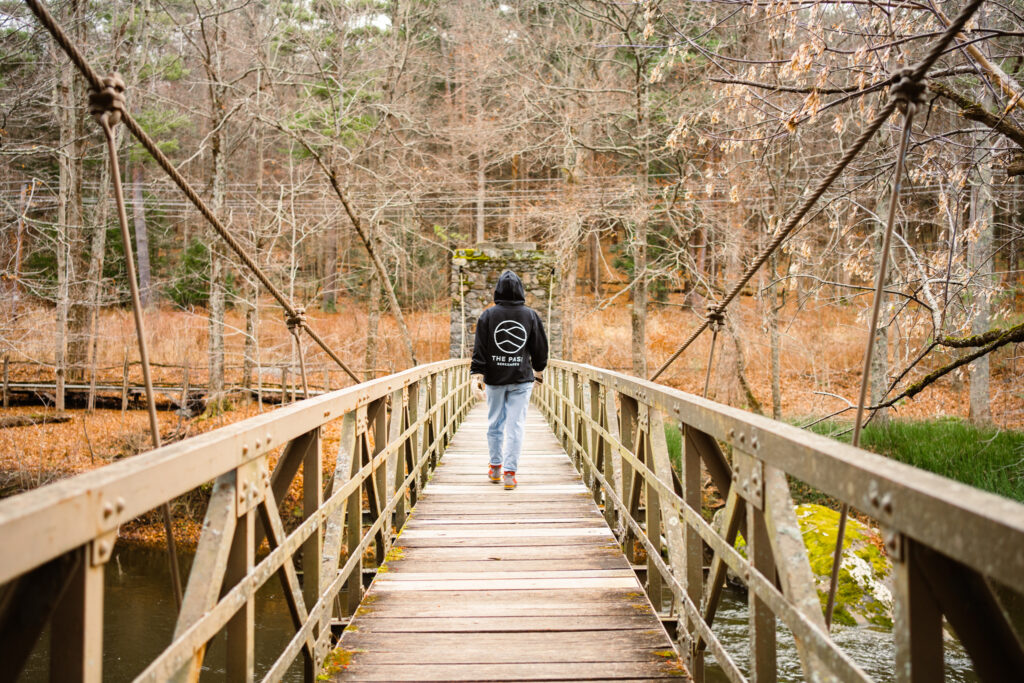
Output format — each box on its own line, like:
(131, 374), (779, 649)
(0, 358), (466, 586)
(549, 359), (1024, 593)
(536, 360), (1024, 682)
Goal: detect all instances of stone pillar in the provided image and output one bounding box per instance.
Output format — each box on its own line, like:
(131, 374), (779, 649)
(451, 242), (561, 359)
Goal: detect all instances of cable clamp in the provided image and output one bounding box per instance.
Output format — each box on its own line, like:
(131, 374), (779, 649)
(285, 307), (307, 332)
(88, 72), (126, 126)
(889, 67), (926, 114)
(706, 306), (725, 332)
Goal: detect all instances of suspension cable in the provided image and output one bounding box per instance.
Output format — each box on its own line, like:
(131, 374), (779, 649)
(825, 74), (924, 629)
(649, 0), (988, 382)
(92, 75), (183, 608)
(25, 0), (361, 385)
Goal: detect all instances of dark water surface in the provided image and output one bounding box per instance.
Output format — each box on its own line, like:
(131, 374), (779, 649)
(703, 588), (979, 682)
(22, 548), (304, 682)
(21, 549), (978, 682)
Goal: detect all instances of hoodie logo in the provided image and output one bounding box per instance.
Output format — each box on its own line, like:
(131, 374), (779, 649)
(494, 320), (527, 354)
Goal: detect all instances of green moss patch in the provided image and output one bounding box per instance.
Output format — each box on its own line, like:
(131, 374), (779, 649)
(795, 504), (893, 627)
(318, 647), (365, 679)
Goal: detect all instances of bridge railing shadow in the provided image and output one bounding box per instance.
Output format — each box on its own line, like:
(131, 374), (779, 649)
(0, 359), (473, 683)
(535, 359), (1024, 683)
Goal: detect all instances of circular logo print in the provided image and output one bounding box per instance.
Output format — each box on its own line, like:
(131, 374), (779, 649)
(494, 320), (528, 354)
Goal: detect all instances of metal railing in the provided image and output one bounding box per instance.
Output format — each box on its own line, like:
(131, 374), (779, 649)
(534, 360), (1024, 683)
(0, 359), (472, 682)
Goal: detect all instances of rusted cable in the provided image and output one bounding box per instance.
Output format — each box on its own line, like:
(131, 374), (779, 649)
(825, 73), (924, 630)
(25, 0), (360, 386)
(93, 74), (183, 608)
(649, 0), (987, 382)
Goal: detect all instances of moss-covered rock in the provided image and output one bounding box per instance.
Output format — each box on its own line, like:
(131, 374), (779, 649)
(715, 503), (893, 627)
(797, 504), (893, 627)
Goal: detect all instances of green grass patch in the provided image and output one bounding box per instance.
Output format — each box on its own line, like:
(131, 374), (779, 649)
(665, 422), (682, 471)
(804, 417), (1024, 504)
(665, 418), (1024, 505)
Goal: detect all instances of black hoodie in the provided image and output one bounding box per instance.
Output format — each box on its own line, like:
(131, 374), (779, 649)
(470, 270), (549, 385)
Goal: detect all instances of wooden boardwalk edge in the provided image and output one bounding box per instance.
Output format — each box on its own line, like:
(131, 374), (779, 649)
(327, 404), (691, 682)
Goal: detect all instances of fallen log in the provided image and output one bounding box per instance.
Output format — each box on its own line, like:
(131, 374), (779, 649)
(0, 413), (72, 429)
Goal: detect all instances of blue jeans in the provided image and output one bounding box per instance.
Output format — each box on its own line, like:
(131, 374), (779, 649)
(486, 382), (533, 473)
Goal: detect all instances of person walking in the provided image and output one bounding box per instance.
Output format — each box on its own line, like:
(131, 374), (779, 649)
(470, 270), (549, 490)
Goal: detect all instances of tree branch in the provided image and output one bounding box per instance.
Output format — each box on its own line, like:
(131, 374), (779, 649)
(881, 322), (1024, 407)
(928, 82), (1024, 149)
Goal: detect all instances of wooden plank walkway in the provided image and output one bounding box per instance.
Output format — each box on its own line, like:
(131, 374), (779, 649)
(328, 403), (690, 681)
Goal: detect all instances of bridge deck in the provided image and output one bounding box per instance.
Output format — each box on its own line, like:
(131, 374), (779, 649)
(329, 403), (689, 681)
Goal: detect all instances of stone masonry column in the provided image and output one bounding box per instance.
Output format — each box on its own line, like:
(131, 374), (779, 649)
(451, 242), (561, 359)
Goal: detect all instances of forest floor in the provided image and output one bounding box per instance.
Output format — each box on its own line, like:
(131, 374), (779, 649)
(1, 294), (1021, 549)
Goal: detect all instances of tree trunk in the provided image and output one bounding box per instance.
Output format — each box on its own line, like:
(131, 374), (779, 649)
(131, 163), (153, 308)
(767, 253), (783, 420)
(242, 276), (257, 390)
(208, 248), (226, 402)
(206, 16), (228, 407)
(52, 13), (88, 408)
(58, 1), (88, 385)
(631, 62), (648, 378)
(969, 158), (994, 424)
(323, 226), (339, 312)
(476, 152), (486, 243)
(81, 135), (113, 409)
(365, 272), (381, 381)
(561, 239), (579, 360)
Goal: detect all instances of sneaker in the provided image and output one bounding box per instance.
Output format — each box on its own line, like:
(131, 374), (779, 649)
(503, 470), (516, 490)
(488, 464), (501, 483)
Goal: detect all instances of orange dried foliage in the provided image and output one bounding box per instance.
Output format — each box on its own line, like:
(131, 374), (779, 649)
(3, 293), (1022, 550)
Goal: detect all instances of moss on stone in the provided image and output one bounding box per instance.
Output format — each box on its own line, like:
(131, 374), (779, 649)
(720, 503), (893, 627)
(794, 504), (893, 627)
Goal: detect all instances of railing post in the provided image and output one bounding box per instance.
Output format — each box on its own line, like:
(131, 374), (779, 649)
(368, 397), (389, 565)
(387, 388), (405, 521)
(301, 428), (322, 682)
(618, 394), (639, 563)
(226, 509), (255, 682)
(588, 380), (605, 513)
(649, 408), (686, 618)
(893, 536), (943, 683)
(681, 426), (706, 680)
(50, 543), (105, 682)
(747, 496), (777, 682)
(639, 405), (663, 610)
(397, 382), (418, 528)
(574, 374), (587, 478)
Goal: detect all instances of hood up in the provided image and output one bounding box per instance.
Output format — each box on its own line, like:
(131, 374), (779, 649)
(493, 270), (526, 305)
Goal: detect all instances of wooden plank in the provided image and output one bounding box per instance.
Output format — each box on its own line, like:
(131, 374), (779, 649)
(380, 558), (631, 572)
(340, 629), (671, 660)
(396, 536), (613, 548)
(327, 403), (684, 681)
(402, 517), (602, 526)
(338, 662), (686, 681)
(350, 614), (663, 632)
(381, 545), (624, 562)
(369, 577), (642, 591)
(398, 527), (614, 539)
(373, 569), (636, 581)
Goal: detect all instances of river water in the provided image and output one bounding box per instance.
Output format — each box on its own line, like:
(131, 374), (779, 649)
(21, 548), (977, 682)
